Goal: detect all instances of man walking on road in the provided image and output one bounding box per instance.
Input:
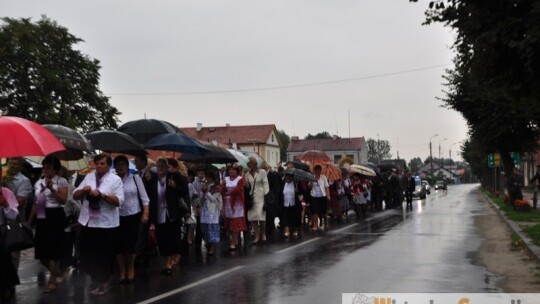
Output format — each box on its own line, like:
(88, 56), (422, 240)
(404, 171), (415, 209)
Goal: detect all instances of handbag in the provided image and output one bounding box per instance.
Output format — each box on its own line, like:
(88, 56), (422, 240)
(263, 192), (275, 211)
(1, 217), (34, 252)
(245, 183), (254, 210)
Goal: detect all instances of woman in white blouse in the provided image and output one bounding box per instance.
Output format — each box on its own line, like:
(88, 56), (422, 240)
(113, 155), (149, 284)
(30, 156), (68, 293)
(73, 154), (124, 296)
(280, 173), (301, 238)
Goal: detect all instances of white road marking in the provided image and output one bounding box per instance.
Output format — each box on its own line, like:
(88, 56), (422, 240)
(330, 223), (359, 234)
(275, 237), (321, 254)
(136, 266), (245, 304)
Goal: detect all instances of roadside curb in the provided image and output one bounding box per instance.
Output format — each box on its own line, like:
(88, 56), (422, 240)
(480, 190), (540, 262)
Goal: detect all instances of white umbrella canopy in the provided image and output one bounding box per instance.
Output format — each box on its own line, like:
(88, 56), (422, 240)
(348, 164), (377, 177)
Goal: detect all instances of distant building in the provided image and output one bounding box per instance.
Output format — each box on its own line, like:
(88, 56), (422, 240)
(286, 136), (368, 164)
(180, 124), (282, 167)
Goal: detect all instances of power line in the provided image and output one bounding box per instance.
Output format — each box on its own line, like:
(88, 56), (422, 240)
(108, 63), (451, 96)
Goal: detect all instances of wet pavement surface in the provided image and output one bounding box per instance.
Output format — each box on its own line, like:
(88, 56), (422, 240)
(11, 183), (500, 304)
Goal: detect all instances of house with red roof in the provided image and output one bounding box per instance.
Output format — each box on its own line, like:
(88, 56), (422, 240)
(180, 123), (282, 166)
(286, 136), (368, 164)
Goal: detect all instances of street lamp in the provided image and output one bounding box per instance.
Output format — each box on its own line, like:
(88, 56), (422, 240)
(429, 134), (438, 175)
(449, 142), (458, 160)
(376, 133), (380, 164)
(439, 138), (447, 169)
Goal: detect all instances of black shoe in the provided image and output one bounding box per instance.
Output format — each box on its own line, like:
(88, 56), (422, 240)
(160, 268), (173, 276)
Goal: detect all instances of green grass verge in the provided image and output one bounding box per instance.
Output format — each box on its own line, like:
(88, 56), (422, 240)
(525, 224), (540, 246)
(481, 188), (540, 222)
(481, 188), (540, 245)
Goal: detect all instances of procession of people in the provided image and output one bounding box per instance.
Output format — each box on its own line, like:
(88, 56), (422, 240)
(0, 117), (420, 302)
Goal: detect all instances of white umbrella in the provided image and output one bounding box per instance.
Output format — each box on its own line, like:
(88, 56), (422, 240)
(349, 164), (376, 176)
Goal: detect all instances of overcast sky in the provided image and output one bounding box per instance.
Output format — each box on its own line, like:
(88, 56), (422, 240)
(2, 0), (467, 162)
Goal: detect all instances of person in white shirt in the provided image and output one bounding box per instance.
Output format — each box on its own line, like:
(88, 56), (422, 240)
(29, 156), (68, 293)
(73, 154), (124, 296)
(309, 164), (330, 232)
(113, 155), (149, 284)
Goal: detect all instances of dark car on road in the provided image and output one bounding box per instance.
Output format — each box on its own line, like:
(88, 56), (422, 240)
(434, 180), (447, 191)
(413, 177), (427, 199)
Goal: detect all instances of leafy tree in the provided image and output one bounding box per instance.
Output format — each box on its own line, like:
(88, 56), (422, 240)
(0, 16), (120, 132)
(305, 131), (332, 140)
(366, 138), (392, 164)
(408, 157), (423, 173)
(412, 0), (540, 177)
(277, 129), (290, 162)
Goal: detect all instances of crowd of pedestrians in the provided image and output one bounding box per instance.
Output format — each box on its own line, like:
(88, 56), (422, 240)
(0, 154), (418, 302)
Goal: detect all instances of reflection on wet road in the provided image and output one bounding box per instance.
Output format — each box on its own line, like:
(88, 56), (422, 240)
(16, 184), (499, 304)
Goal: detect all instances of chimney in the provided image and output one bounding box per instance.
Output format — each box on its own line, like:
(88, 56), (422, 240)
(291, 136), (299, 141)
(196, 123), (202, 132)
(226, 123), (230, 127)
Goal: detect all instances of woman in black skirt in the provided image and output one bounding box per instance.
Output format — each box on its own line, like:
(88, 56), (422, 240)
(114, 155), (149, 283)
(280, 173), (301, 238)
(29, 156), (68, 293)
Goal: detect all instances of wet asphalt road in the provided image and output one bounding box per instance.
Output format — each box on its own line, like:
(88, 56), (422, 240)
(13, 183), (500, 304)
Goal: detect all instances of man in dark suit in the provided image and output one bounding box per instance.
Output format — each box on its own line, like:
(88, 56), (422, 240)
(266, 167), (284, 235)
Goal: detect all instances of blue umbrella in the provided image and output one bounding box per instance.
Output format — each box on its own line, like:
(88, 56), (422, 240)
(144, 132), (210, 156)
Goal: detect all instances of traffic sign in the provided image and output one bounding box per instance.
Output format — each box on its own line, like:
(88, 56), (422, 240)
(487, 153), (501, 168)
(510, 152), (520, 165)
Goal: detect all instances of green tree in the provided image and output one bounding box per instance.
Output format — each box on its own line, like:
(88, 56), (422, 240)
(366, 138), (392, 164)
(408, 157), (423, 173)
(413, 0), (540, 177)
(305, 131), (332, 140)
(0, 16), (120, 132)
(277, 129), (290, 162)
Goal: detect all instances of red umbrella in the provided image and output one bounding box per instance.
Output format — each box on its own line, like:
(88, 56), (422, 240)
(0, 116), (65, 158)
(296, 150), (332, 163)
(309, 161), (343, 182)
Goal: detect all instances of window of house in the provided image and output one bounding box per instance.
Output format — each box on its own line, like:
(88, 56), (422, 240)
(334, 155), (341, 163)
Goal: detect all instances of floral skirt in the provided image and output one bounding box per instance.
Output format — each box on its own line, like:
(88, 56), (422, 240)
(226, 217), (247, 233)
(201, 223), (220, 244)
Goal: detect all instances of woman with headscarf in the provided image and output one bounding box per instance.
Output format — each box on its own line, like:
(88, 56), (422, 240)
(113, 155), (149, 283)
(73, 154), (124, 296)
(29, 155), (68, 293)
(221, 164), (247, 251)
(0, 187), (19, 302)
(147, 158), (191, 276)
(245, 157), (270, 245)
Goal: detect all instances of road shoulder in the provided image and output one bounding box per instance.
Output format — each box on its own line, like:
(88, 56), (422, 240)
(477, 189), (540, 292)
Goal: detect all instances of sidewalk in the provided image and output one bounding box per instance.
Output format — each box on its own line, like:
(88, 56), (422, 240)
(482, 189), (540, 262)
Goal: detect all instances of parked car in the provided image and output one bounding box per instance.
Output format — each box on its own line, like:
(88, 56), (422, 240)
(434, 180), (447, 191)
(413, 177), (427, 199)
(421, 180), (431, 194)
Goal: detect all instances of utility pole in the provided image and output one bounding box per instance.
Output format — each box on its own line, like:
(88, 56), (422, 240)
(430, 134), (438, 176)
(439, 138), (447, 170)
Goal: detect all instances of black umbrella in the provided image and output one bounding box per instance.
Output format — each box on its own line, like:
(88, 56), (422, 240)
(144, 132), (210, 156)
(117, 119), (180, 144)
(85, 130), (147, 156)
(179, 144), (237, 164)
(284, 167), (317, 182)
(43, 124), (93, 160)
(290, 160), (311, 172)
